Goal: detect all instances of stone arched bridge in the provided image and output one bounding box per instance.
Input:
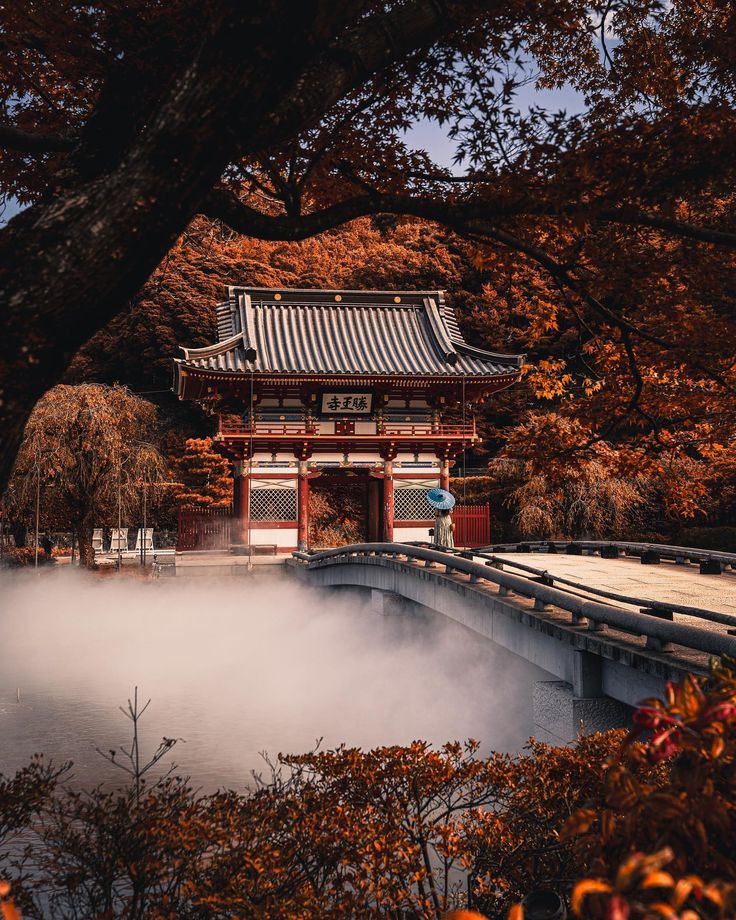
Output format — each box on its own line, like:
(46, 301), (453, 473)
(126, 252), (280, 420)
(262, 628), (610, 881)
(287, 542), (736, 744)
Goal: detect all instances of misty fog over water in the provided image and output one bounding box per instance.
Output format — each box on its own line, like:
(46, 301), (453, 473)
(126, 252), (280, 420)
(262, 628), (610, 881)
(0, 571), (547, 790)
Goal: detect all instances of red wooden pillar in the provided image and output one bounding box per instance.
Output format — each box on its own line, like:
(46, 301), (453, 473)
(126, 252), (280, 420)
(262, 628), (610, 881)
(382, 459), (394, 543)
(297, 461), (309, 551)
(439, 459), (450, 492)
(231, 466), (240, 520)
(368, 479), (381, 542)
(236, 468), (250, 544)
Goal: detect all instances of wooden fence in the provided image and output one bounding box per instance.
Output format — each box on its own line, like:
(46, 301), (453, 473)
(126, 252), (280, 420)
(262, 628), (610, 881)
(454, 503), (490, 548)
(176, 506), (233, 552)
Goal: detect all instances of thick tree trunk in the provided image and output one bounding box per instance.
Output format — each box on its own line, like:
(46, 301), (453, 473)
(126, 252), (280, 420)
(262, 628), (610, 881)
(10, 522), (27, 548)
(77, 515), (96, 569)
(0, 8), (289, 493)
(0, 0), (459, 495)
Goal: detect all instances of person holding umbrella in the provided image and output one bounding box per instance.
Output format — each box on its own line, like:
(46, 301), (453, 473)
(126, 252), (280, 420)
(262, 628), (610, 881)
(427, 487), (456, 548)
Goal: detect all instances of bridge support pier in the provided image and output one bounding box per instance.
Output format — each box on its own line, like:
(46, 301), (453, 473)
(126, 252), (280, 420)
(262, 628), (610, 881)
(371, 589), (409, 617)
(533, 675), (631, 745)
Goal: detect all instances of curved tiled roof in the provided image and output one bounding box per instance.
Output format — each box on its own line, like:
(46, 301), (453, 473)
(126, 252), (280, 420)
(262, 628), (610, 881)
(177, 287), (523, 380)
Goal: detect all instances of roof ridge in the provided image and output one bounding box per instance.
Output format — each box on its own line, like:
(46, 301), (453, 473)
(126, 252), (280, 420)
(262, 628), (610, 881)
(435, 292), (524, 368)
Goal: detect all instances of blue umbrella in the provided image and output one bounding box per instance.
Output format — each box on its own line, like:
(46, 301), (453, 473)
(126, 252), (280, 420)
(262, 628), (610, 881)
(426, 487), (456, 511)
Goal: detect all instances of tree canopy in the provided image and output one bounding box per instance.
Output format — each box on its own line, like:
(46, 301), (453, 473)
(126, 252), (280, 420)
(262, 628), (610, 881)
(1, 0), (734, 497)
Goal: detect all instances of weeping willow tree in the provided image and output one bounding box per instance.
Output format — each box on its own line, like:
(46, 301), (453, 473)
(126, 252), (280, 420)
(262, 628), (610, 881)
(506, 460), (651, 541)
(6, 384), (166, 566)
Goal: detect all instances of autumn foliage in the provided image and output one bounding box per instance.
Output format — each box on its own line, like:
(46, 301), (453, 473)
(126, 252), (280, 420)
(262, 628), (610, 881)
(2, 660), (736, 917)
(5, 384), (166, 566)
(170, 437), (232, 509)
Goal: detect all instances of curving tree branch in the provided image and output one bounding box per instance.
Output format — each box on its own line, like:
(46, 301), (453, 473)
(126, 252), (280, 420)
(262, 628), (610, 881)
(202, 185), (736, 250)
(0, 123), (76, 153)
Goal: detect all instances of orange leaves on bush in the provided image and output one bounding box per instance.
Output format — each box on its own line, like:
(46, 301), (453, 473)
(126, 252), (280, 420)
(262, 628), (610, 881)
(615, 849), (675, 890)
(640, 872), (676, 890)
(605, 765), (644, 810)
(0, 883), (20, 920)
(571, 878), (614, 915)
(444, 912), (489, 920)
(572, 851), (681, 920)
(565, 662), (736, 920)
(1, 902), (20, 920)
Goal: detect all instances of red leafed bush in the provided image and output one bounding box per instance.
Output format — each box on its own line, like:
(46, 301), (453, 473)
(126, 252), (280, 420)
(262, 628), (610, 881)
(560, 660), (736, 920)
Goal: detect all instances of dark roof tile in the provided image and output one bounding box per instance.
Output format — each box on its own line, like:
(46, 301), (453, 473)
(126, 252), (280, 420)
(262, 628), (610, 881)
(177, 287), (523, 379)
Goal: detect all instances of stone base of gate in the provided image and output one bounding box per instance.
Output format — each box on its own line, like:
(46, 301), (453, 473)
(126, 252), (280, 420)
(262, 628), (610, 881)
(532, 680), (632, 746)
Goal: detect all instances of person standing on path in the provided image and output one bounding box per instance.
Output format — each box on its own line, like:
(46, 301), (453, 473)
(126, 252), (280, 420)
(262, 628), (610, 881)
(426, 487), (456, 548)
(433, 508), (455, 548)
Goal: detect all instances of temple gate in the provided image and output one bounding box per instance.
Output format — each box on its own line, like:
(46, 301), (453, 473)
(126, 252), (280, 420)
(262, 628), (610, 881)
(174, 287), (523, 552)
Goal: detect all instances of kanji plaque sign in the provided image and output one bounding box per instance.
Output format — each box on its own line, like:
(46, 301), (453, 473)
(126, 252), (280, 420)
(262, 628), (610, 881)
(320, 392), (373, 415)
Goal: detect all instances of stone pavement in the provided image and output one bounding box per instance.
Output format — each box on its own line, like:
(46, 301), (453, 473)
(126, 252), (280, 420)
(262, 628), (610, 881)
(491, 551), (736, 631)
(173, 551), (287, 576)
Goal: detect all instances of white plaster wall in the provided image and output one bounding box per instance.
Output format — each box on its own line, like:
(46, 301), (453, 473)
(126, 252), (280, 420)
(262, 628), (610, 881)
(394, 525), (433, 541)
(248, 526), (298, 545)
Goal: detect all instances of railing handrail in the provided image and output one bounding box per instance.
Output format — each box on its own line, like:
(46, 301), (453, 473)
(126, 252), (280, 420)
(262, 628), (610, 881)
(291, 542), (736, 659)
(479, 539), (736, 566)
(219, 421), (318, 434)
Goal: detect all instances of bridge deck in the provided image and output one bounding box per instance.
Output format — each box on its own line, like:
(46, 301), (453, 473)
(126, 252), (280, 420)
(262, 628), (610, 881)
(491, 552), (736, 633)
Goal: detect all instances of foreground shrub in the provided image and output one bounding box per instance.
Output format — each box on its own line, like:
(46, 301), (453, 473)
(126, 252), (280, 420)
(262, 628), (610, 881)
(4, 661), (736, 918)
(562, 659), (736, 920)
(0, 548), (54, 567)
(1, 738), (624, 918)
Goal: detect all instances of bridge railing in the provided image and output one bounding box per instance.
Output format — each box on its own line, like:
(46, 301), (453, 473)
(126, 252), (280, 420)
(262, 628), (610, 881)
(292, 542), (736, 659)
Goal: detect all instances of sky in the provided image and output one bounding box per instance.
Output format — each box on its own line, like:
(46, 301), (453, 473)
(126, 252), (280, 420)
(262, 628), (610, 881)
(405, 80), (585, 171)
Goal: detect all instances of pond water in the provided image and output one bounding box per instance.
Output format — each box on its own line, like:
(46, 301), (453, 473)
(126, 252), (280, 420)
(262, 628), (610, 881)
(0, 569), (547, 791)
